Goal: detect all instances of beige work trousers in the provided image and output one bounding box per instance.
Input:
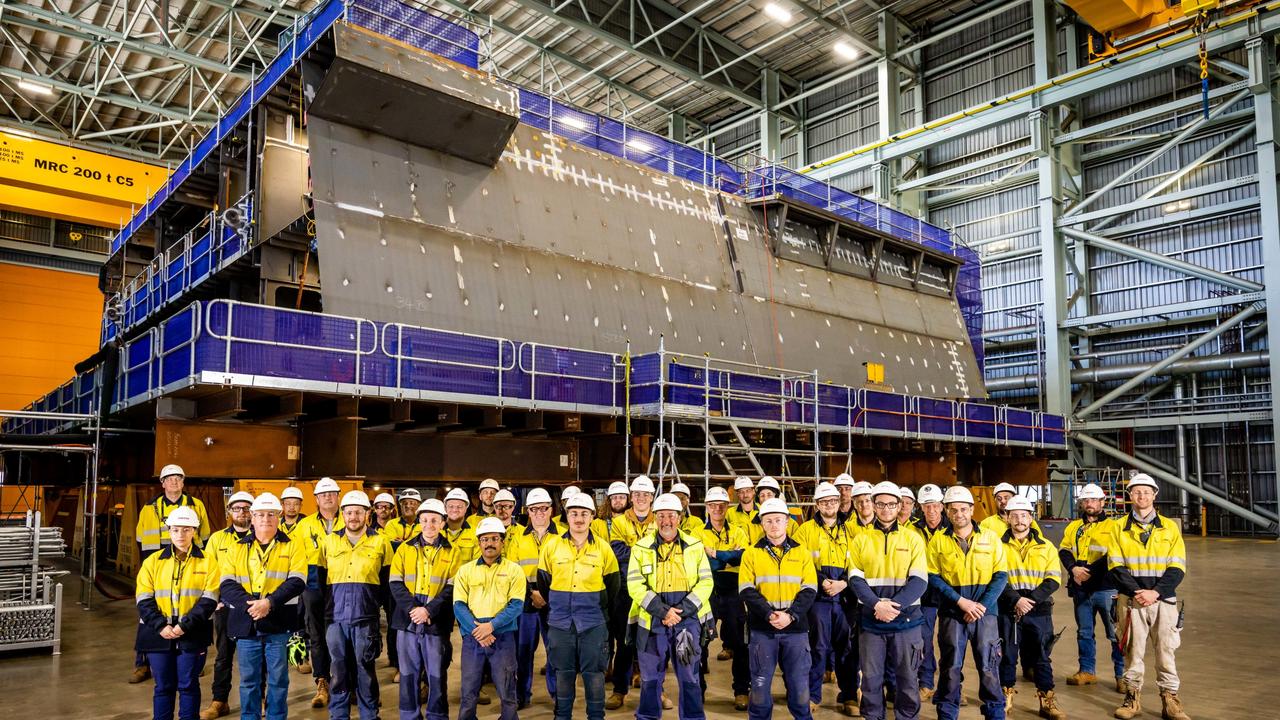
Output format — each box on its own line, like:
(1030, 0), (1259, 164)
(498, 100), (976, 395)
(1116, 595), (1181, 692)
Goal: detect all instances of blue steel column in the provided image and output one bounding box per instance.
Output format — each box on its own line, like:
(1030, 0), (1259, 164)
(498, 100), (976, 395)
(1248, 35), (1280, 538)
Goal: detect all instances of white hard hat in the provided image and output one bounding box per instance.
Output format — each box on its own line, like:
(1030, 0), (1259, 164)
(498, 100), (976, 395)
(1078, 483), (1105, 500)
(445, 488), (470, 504)
(475, 517), (507, 537)
(943, 486), (975, 505)
(833, 473), (855, 488)
(228, 491), (254, 507)
(1005, 496), (1035, 514)
(734, 476), (754, 491)
(813, 482), (840, 502)
(1128, 473), (1159, 492)
(607, 481), (630, 496)
(670, 482), (691, 497)
(281, 486), (304, 501)
(705, 487), (730, 504)
(314, 477), (341, 495)
(993, 482), (1017, 496)
(918, 484), (943, 504)
(373, 493), (396, 507)
(526, 488), (553, 507)
(561, 486), (581, 500)
(758, 498), (790, 517)
(159, 464), (185, 479)
(564, 494), (596, 513)
(899, 486), (916, 500)
(251, 493), (283, 513)
(341, 490), (371, 508)
(871, 481), (900, 500)
(494, 489), (516, 505)
(417, 498), (446, 518)
(165, 506), (201, 528)
(850, 481), (873, 497)
(757, 476), (781, 492)
(629, 475), (655, 494)
(398, 488), (422, 501)
(479, 478), (500, 491)
(653, 493), (683, 513)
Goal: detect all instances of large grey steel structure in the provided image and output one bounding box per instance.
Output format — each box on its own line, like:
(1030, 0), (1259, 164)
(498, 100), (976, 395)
(2, 0), (1278, 535)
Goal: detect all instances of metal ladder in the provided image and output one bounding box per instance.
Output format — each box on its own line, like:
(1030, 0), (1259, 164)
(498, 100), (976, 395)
(705, 420), (766, 478)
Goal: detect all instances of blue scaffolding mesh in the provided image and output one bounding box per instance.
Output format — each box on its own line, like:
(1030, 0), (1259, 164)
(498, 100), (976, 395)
(347, 0), (480, 68)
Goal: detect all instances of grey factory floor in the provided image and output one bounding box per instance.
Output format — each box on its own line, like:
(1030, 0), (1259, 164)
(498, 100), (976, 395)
(2, 533), (1278, 720)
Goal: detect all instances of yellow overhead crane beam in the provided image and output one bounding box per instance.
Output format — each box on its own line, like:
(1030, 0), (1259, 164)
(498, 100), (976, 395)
(1062, 0), (1235, 61)
(0, 129), (168, 228)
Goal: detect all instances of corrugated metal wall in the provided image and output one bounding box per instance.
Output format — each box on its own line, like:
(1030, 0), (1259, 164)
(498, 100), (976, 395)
(780, 1), (1275, 533)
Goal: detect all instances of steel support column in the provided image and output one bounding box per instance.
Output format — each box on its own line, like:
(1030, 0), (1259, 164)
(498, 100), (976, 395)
(1076, 433), (1277, 531)
(1248, 34), (1280, 538)
(760, 68), (781, 162)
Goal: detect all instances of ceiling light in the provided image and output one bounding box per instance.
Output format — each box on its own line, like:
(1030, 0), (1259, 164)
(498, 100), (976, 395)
(833, 41), (858, 61)
(17, 80), (55, 96)
(1162, 199), (1193, 214)
(560, 116), (588, 130)
(764, 2), (792, 23)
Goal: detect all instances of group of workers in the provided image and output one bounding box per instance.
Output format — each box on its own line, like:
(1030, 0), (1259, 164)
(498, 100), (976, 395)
(133, 466), (1190, 720)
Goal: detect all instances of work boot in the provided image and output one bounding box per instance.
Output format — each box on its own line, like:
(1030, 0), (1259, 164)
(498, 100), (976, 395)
(297, 661), (312, 674)
(1038, 689), (1067, 720)
(632, 673), (640, 689)
(1117, 677), (1128, 694)
(841, 700), (861, 717)
(920, 687), (935, 701)
(1114, 689), (1142, 719)
(824, 670), (836, 683)
(734, 694), (749, 711)
(419, 682), (429, 703)
(811, 702), (823, 715)
(662, 694), (673, 710)
(477, 689), (491, 705)
(718, 648), (733, 661)
(128, 665), (151, 684)
(390, 670), (400, 684)
(311, 679), (330, 708)
(1004, 686), (1016, 711)
(199, 700), (229, 720)
(1161, 691), (1191, 720)
(1066, 671), (1098, 686)
(605, 693), (626, 710)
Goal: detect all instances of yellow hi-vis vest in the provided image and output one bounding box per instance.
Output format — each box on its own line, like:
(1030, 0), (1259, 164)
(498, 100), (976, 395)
(626, 530), (713, 632)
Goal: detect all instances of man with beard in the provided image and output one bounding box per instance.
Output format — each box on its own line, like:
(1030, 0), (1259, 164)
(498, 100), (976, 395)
(726, 477), (757, 531)
(1058, 483), (1123, 692)
(607, 475), (657, 710)
(795, 482), (857, 715)
(467, 479), (501, 528)
(998, 497), (1064, 719)
(297, 477), (346, 708)
(384, 489), (423, 547)
(199, 491), (254, 720)
(454, 518), (525, 720)
(507, 489), (560, 709)
(909, 484), (949, 700)
(697, 486), (750, 710)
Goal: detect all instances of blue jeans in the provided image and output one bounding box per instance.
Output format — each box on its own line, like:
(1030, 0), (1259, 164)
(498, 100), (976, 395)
(860, 629), (924, 720)
(398, 631), (450, 720)
(236, 633), (290, 720)
(748, 631), (812, 720)
(1074, 589), (1124, 677)
(936, 614), (1004, 720)
(460, 633), (518, 720)
(327, 620), (380, 720)
(637, 620), (704, 720)
(148, 649), (207, 720)
(517, 612), (554, 704)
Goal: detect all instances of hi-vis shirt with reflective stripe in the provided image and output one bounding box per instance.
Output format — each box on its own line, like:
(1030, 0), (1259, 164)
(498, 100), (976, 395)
(1106, 513), (1186, 598)
(204, 526), (251, 569)
(795, 518), (855, 589)
(1003, 531), (1061, 592)
(696, 519), (749, 574)
(296, 511), (345, 566)
(383, 517), (420, 546)
(609, 510), (655, 546)
(280, 517), (305, 540)
(738, 537), (817, 612)
(1060, 517), (1113, 567)
(746, 512), (801, 546)
(626, 530), (713, 631)
(726, 504), (757, 532)
(390, 534), (461, 598)
(136, 545), (221, 619)
(979, 513), (1042, 538)
(220, 532), (307, 599)
(506, 521), (562, 582)
(537, 531), (620, 631)
(319, 528), (394, 622)
(443, 523), (478, 564)
(136, 494), (212, 553)
(926, 526), (1008, 613)
(849, 523), (928, 601)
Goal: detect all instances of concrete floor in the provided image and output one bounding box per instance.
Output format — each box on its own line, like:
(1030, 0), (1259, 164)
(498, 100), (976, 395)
(2, 534), (1277, 719)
